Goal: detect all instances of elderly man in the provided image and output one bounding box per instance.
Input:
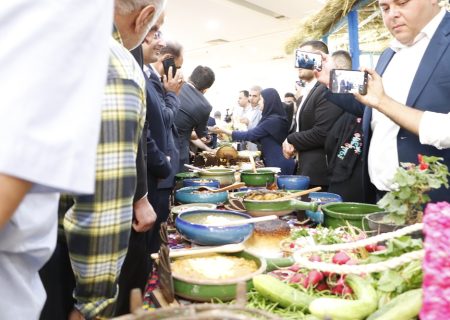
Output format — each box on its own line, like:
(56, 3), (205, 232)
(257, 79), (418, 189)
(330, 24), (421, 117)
(318, 0), (450, 202)
(59, 1), (167, 319)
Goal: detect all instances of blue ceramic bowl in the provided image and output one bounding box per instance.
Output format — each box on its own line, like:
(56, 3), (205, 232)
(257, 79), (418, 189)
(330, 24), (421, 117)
(175, 210), (254, 245)
(277, 175), (310, 190)
(306, 192), (343, 224)
(175, 186), (228, 204)
(182, 178), (220, 188)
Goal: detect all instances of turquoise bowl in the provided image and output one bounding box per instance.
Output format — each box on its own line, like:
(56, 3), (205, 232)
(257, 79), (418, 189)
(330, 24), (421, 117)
(175, 186), (228, 204)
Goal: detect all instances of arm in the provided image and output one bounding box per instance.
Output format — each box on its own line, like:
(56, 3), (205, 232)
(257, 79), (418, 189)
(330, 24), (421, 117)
(231, 124), (268, 142)
(354, 68), (450, 149)
(146, 130), (172, 179)
(0, 175), (32, 229)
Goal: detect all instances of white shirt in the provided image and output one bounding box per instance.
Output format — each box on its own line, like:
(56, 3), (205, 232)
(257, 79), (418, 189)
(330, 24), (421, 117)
(0, 1), (113, 318)
(420, 111), (450, 149)
(295, 79), (317, 132)
(368, 9), (445, 191)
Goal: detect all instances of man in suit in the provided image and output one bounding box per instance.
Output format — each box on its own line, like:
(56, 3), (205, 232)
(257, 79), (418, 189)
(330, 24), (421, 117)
(175, 66), (215, 170)
(283, 40), (343, 190)
(318, 0), (450, 202)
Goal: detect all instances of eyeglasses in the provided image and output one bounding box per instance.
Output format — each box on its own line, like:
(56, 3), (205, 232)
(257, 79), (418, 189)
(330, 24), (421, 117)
(154, 30), (163, 40)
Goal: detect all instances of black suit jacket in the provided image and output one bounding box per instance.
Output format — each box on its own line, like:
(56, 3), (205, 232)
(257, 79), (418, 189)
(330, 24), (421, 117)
(287, 82), (343, 186)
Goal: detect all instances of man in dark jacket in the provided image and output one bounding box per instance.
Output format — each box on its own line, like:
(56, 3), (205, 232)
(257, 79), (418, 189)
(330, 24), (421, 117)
(175, 65), (215, 171)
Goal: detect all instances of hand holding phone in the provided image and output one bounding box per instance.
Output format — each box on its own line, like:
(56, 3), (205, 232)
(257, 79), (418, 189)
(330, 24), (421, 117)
(329, 69), (368, 95)
(162, 57), (177, 78)
(295, 49), (322, 71)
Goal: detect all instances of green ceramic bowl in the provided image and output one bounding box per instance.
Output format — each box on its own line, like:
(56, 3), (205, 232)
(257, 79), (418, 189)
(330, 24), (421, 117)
(240, 169), (275, 187)
(172, 251), (266, 302)
(321, 202), (385, 230)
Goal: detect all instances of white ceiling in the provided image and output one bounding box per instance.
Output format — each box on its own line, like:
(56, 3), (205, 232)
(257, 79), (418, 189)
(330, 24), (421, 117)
(162, 0), (327, 111)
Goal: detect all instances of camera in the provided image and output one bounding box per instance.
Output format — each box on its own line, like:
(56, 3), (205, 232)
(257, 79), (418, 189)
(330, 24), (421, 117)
(330, 69), (368, 95)
(224, 108), (232, 123)
(295, 49), (322, 70)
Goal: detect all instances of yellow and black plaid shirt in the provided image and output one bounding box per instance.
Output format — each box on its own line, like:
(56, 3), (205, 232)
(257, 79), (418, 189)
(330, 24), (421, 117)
(62, 28), (146, 318)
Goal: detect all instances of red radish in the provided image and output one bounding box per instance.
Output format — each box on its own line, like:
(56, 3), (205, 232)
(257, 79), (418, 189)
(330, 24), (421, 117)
(289, 243), (295, 249)
(365, 244), (378, 252)
(301, 276), (310, 288)
(307, 270), (324, 286)
(288, 264), (300, 272)
(331, 285), (343, 295)
(315, 281), (329, 291)
(332, 251), (351, 265)
(376, 245), (387, 251)
(309, 254), (322, 262)
(341, 285), (353, 295)
(289, 273), (304, 284)
(345, 259), (358, 265)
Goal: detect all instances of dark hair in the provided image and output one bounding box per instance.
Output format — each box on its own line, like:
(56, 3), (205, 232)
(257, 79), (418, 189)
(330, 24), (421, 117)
(240, 90), (249, 98)
(284, 92), (295, 99)
(160, 40), (183, 59)
(299, 40), (329, 54)
(331, 50), (352, 69)
(189, 65), (215, 91)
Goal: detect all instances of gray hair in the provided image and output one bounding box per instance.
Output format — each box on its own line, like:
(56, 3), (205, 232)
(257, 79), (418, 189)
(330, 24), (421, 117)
(115, 0), (166, 18)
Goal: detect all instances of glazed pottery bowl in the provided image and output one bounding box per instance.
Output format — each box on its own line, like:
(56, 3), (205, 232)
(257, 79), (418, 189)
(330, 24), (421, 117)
(175, 210), (253, 246)
(175, 172), (199, 189)
(321, 202), (385, 230)
(172, 251), (266, 302)
(170, 203), (217, 217)
(182, 178), (220, 188)
(305, 192), (343, 224)
(175, 186), (228, 205)
(276, 175), (310, 190)
(198, 168), (236, 187)
(240, 169), (275, 187)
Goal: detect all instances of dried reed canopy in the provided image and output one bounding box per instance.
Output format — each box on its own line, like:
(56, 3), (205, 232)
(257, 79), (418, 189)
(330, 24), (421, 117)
(286, 0), (450, 54)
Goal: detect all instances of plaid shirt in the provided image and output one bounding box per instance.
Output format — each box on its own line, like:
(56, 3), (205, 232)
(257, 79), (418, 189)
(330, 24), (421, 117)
(63, 28), (146, 318)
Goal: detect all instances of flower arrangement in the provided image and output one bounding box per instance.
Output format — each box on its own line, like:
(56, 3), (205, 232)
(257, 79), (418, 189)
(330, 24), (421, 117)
(377, 155), (449, 225)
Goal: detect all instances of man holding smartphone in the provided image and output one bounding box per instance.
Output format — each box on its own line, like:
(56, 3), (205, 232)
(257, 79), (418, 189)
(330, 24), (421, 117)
(283, 40), (343, 191)
(317, 0), (450, 203)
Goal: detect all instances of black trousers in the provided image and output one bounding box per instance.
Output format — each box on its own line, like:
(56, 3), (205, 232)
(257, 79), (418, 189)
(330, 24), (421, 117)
(148, 188), (172, 254)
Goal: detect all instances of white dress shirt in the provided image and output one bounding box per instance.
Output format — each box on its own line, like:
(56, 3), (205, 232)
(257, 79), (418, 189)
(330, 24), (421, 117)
(420, 111), (450, 149)
(368, 9), (446, 191)
(295, 79), (317, 132)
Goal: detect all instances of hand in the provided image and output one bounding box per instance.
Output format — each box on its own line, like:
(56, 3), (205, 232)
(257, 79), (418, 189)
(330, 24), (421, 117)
(353, 68), (386, 110)
(282, 140), (296, 159)
(132, 196), (156, 232)
(163, 68), (184, 95)
(201, 135), (211, 144)
(209, 126), (223, 134)
(240, 117), (249, 125)
(314, 52), (334, 88)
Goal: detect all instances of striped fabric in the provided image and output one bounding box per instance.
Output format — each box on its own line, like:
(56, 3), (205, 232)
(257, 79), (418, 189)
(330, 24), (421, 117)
(62, 29), (146, 319)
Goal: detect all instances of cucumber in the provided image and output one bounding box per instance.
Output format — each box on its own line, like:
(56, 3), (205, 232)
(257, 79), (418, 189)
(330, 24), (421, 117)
(309, 274), (378, 320)
(366, 288), (422, 320)
(265, 256), (295, 272)
(252, 274), (315, 309)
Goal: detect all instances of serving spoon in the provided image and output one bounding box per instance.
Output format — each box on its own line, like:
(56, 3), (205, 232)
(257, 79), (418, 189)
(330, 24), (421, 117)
(276, 186), (322, 201)
(197, 182), (246, 192)
(183, 164), (209, 173)
(150, 242), (245, 260)
(210, 214), (278, 227)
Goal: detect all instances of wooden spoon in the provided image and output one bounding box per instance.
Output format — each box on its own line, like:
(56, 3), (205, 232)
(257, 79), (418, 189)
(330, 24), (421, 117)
(150, 242), (245, 260)
(197, 182), (246, 192)
(211, 214), (278, 227)
(276, 186), (322, 201)
(183, 164), (209, 173)
(248, 155), (257, 173)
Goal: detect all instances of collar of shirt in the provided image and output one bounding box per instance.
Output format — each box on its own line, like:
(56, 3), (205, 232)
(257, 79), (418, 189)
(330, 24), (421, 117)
(112, 25), (123, 45)
(390, 8), (446, 52)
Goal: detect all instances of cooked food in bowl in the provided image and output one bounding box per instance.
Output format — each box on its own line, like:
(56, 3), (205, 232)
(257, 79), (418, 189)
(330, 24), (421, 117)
(171, 254), (258, 281)
(183, 212), (247, 226)
(244, 191), (288, 201)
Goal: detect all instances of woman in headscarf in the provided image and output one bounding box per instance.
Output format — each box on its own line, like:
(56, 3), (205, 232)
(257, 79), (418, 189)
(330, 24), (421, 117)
(212, 88), (295, 175)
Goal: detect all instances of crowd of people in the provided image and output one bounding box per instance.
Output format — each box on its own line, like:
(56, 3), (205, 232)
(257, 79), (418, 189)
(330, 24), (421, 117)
(1, 0), (450, 319)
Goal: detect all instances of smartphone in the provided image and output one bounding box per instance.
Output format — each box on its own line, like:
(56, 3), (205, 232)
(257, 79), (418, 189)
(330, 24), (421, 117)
(295, 49), (322, 70)
(296, 80), (306, 87)
(162, 57), (177, 78)
(330, 69), (368, 95)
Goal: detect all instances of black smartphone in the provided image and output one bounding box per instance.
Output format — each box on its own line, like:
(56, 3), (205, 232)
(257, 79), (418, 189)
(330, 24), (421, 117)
(162, 57), (177, 78)
(330, 69), (368, 95)
(295, 49), (322, 70)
